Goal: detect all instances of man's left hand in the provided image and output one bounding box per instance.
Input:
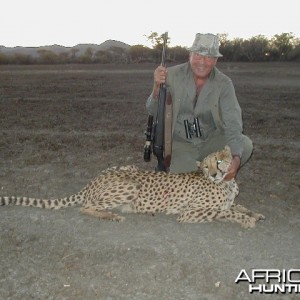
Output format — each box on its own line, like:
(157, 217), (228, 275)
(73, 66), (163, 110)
(224, 156), (241, 181)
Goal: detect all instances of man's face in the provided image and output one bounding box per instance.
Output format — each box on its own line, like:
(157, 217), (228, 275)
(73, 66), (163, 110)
(189, 52), (217, 79)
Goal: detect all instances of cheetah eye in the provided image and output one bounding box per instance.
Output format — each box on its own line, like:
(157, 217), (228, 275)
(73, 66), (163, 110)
(216, 160), (223, 172)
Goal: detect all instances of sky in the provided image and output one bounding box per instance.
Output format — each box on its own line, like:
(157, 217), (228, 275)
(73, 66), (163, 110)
(1, 0), (299, 48)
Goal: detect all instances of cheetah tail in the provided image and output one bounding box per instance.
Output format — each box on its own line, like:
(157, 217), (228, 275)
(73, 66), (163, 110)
(0, 193), (85, 209)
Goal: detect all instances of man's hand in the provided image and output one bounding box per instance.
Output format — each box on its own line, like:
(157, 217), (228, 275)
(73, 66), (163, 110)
(224, 155), (241, 181)
(152, 66), (167, 97)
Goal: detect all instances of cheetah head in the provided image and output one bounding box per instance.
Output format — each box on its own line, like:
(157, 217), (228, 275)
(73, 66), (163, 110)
(197, 145), (232, 183)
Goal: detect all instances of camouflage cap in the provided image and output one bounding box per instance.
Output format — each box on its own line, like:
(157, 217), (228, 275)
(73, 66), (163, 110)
(188, 33), (223, 57)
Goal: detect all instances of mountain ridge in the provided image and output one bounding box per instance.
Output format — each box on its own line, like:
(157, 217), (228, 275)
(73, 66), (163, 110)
(0, 40), (131, 57)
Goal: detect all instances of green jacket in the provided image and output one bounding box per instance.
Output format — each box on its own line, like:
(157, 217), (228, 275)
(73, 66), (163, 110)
(146, 62), (244, 157)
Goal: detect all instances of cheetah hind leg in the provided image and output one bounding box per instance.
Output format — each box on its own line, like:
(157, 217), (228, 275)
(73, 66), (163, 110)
(80, 206), (125, 222)
(80, 179), (140, 222)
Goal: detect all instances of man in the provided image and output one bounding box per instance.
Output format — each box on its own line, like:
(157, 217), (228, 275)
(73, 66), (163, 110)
(146, 33), (253, 180)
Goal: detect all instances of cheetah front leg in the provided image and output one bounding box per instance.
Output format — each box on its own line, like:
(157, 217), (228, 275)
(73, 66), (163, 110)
(231, 204), (265, 222)
(215, 205), (262, 228)
(177, 208), (217, 224)
(81, 179), (139, 222)
(177, 208), (261, 228)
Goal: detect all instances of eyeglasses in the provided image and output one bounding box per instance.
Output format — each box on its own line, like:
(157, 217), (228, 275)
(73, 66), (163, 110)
(190, 53), (217, 63)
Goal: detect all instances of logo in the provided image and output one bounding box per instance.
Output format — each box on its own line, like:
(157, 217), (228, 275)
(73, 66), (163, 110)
(235, 269), (300, 294)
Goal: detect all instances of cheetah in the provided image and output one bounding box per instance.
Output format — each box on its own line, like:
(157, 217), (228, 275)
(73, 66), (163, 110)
(0, 146), (265, 228)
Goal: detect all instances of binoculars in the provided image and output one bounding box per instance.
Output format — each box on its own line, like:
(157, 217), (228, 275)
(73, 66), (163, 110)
(184, 117), (202, 139)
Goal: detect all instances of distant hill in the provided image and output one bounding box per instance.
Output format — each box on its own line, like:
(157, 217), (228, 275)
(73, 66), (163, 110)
(0, 40), (131, 58)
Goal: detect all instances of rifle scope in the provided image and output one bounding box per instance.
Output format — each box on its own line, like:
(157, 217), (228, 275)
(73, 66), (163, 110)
(143, 115), (154, 162)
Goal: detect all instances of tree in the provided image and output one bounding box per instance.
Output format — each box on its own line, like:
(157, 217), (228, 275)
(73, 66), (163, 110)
(145, 31), (170, 49)
(242, 35), (270, 62)
(145, 32), (171, 63)
(287, 37), (300, 61)
(219, 38), (245, 61)
(13, 53), (35, 64)
(58, 52), (70, 64)
(78, 47), (94, 63)
(70, 48), (80, 63)
(37, 49), (59, 64)
(218, 33), (230, 61)
(168, 46), (189, 63)
(0, 53), (10, 64)
(271, 32), (295, 61)
(94, 50), (112, 64)
(109, 46), (129, 63)
(218, 33), (230, 48)
(129, 45), (152, 63)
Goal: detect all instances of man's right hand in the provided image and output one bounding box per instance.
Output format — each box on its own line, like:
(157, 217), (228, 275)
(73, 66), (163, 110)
(152, 66), (168, 97)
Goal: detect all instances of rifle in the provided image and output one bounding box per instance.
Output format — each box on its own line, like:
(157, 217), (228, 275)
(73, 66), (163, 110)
(143, 32), (170, 172)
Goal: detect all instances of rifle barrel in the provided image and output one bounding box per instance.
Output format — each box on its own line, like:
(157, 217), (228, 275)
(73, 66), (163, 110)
(153, 32), (168, 172)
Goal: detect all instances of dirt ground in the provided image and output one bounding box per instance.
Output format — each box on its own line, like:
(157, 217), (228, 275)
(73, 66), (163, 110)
(0, 62), (299, 300)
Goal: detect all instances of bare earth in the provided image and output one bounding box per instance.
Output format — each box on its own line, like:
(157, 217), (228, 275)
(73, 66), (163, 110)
(0, 62), (299, 300)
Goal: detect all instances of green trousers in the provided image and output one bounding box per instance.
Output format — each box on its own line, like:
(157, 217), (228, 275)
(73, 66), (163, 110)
(170, 132), (253, 173)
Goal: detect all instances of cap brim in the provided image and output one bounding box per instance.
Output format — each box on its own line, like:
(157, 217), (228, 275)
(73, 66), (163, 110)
(189, 48), (223, 58)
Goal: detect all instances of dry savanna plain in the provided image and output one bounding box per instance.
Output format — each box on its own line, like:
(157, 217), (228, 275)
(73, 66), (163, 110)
(0, 62), (299, 299)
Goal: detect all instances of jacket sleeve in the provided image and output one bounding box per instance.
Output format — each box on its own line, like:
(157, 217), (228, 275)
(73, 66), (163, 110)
(219, 80), (244, 157)
(146, 93), (159, 116)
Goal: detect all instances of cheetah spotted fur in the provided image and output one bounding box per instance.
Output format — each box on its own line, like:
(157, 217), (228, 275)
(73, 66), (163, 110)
(0, 146), (265, 228)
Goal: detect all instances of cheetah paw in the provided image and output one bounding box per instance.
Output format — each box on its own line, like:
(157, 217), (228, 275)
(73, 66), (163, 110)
(241, 217), (257, 228)
(253, 213), (266, 221)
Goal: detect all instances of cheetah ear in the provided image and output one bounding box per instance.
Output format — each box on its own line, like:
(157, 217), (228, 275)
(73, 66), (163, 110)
(196, 161), (201, 168)
(224, 145), (231, 155)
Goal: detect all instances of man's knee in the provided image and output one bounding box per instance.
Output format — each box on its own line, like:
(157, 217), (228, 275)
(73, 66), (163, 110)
(241, 135), (253, 166)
